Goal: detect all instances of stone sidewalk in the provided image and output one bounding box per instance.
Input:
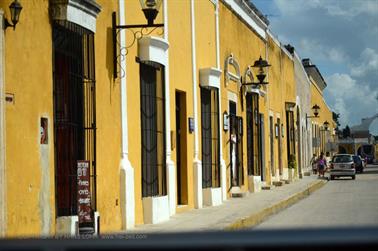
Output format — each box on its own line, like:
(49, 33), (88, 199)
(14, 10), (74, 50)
(124, 174), (327, 233)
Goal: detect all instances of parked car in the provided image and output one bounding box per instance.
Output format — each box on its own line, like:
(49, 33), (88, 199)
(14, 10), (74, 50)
(329, 154), (356, 180)
(352, 155), (364, 173)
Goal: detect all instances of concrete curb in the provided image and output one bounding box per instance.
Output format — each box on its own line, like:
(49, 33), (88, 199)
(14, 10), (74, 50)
(225, 179), (327, 230)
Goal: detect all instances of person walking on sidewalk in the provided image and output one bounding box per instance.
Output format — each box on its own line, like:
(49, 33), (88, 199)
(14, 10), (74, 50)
(310, 153), (318, 174)
(317, 152), (327, 178)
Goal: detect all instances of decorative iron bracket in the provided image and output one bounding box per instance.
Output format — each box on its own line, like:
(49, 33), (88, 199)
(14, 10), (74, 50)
(112, 12), (164, 79)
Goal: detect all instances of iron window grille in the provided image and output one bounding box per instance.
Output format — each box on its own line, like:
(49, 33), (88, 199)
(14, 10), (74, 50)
(270, 116), (275, 177)
(201, 87), (220, 188)
(140, 62), (167, 197)
(246, 93), (260, 176)
(286, 110), (296, 160)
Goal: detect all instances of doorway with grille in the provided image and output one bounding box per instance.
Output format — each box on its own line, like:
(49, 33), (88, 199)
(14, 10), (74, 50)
(53, 21), (97, 234)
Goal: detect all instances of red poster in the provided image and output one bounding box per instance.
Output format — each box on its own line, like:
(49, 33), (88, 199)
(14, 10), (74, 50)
(77, 160), (92, 223)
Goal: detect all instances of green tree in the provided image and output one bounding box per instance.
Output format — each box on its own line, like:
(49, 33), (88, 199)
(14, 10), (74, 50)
(342, 125), (351, 138)
(333, 112), (341, 137)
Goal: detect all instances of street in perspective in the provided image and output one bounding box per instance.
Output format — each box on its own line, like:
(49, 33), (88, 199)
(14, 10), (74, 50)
(254, 164), (378, 229)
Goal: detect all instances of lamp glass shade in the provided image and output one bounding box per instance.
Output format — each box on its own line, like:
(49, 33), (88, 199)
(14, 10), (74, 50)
(324, 121), (329, 129)
(256, 72), (266, 83)
(139, 0), (162, 10)
(9, 0), (22, 26)
(312, 104), (320, 117)
(251, 56), (271, 85)
(139, 0), (162, 25)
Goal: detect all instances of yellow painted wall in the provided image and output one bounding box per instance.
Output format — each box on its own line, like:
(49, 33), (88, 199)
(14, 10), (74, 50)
(219, 2), (266, 193)
(169, 0), (193, 209)
(310, 78), (335, 156)
(94, 0), (122, 233)
(3, 0), (124, 236)
(266, 36), (286, 177)
(123, 0), (216, 224)
(266, 35), (296, 179)
(3, 0), (55, 237)
(281, 49), (296, 174)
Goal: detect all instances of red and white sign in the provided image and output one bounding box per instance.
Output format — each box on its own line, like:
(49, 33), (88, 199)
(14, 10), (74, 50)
(77, 160), (92, 223)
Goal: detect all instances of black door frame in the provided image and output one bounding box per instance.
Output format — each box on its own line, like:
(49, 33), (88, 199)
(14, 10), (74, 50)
(175, 91), (188, 205)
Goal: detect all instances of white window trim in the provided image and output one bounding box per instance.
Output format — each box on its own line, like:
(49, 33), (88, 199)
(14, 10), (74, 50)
(138, 36), (169, 66)
(199, 67), (222, 89)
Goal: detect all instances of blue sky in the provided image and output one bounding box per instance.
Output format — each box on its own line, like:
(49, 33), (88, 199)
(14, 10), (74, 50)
(252, 0), (378, 135)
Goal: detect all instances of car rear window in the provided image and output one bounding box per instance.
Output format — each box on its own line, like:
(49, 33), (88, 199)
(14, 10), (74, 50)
(333, 155), (353, 163)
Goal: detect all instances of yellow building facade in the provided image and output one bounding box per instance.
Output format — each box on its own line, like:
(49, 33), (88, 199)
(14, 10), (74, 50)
(305, 59), (337, 158)
(0, 0), (337, 238)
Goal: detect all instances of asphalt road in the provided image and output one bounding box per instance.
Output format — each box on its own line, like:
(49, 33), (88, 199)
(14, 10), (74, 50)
(254, 164), (378, 229)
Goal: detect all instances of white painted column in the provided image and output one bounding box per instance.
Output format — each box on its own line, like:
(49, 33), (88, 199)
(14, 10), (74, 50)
(163, 0), (176, 216)
(213, 0), (227, 201)
(119, 0), (135, 230)
(190, 0), (202, 209)
(0, 9), (6, 237)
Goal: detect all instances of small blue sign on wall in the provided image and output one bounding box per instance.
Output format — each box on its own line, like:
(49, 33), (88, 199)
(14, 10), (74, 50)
(189, 117), (195, 133)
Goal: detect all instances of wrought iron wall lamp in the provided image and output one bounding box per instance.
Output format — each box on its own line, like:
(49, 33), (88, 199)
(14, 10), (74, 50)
(4, 0), (22, 30)
(112, 0), (164, 78)
(306, 104), (321, 119)
(322, 121), (330, 131)
(239, 56), (270, 110)
(241, 56), (271, 89)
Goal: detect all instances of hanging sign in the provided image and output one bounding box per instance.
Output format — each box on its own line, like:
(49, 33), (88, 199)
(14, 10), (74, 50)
(77, 160), (92, 223)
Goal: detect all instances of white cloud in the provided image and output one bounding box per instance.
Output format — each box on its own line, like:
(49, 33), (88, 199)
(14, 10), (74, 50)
(258, 0), (378, 133)
(333, 97), (349, 126)
(325, 73), (378, 128)
(350, 48), (378, 77)
(275, 0), (378, 18)
(298, 38), (347, 63)
(328, 47), (348, 63)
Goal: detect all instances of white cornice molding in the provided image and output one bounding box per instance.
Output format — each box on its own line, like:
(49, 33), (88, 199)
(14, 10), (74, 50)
(294, 51), (311, 86)
(221, 0), (267, 40)
(138, 36), (169, 66)
(199, 67), (222, 89)
(50, 0), (101, 32)
(267, 30), (293, 61)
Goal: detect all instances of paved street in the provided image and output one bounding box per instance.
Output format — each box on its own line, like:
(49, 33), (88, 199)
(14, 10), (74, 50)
(254, 164), (378, 229)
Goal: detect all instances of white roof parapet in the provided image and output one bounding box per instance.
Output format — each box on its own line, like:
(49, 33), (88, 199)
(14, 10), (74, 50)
(267, 30), (293, 60)
(293, 50), (311, 86)
(221, 0), (267, 40)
